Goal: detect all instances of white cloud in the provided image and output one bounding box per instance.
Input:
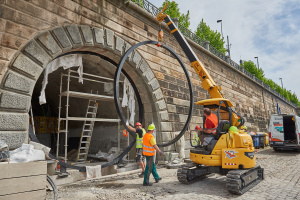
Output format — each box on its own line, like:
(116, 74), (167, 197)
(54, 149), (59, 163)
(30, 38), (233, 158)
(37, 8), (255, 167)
(150, 0), (300, 100)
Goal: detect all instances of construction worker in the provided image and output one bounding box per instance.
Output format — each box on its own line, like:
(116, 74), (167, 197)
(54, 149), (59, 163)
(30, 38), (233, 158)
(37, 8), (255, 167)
(127, 122), (146, 178)
(142, 124), (163, 186)
(192, 126), (201, 146)
(197, 108), (218, 146)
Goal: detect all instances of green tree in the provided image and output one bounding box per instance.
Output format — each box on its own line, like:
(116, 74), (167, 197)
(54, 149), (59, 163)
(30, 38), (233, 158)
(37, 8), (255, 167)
(195, 19), (226, 53)
(160, 0), (190, 29)
(242, 60), (265, 80)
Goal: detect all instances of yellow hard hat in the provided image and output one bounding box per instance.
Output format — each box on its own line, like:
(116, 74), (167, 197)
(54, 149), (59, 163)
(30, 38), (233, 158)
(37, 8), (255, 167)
(229, 126), (238, 133)
(148, 124), (156, 130)
(243, 126), (247, 130)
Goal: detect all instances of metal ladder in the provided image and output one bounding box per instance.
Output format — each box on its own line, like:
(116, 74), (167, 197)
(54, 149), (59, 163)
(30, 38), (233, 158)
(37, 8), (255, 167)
(76, 99), (98, 163)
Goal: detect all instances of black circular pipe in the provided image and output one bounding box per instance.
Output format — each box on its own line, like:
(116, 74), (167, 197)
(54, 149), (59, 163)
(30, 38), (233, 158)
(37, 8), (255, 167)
(114, 40), (194, 147)
(29, 51), (144, 171)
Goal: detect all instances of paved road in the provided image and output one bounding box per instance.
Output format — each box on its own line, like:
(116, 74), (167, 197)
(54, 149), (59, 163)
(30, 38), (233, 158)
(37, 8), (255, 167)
(49, 148), (300, 200)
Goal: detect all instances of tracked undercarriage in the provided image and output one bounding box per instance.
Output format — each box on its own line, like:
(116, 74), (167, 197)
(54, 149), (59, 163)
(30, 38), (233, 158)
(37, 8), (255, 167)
(177, 163), (264, 195)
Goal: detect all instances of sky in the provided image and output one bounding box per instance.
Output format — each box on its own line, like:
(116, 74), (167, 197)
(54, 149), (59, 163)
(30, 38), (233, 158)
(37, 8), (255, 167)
(149, 0), (300, 100)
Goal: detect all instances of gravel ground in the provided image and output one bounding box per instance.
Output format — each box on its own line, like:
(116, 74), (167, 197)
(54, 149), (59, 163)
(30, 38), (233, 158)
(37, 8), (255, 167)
(47, 148), (300, 200)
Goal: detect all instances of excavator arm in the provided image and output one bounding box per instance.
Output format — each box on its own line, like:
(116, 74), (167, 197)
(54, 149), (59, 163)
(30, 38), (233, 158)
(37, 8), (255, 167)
(157, 8), (243, 127)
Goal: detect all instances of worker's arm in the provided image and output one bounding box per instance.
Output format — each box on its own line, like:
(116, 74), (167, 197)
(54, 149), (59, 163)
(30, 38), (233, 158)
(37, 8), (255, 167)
(153, 145), (163, 155)
(198, 127), (213, 134)
(126, 124), (136, 132)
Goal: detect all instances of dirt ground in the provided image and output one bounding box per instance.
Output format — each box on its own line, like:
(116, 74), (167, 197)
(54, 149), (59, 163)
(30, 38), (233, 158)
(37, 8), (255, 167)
(47, 148), (300, 200)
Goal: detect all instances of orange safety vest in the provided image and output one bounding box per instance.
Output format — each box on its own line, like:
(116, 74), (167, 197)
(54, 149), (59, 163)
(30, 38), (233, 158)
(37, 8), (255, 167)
(143, 133), (155, 156)
(204, 113), (218, 134)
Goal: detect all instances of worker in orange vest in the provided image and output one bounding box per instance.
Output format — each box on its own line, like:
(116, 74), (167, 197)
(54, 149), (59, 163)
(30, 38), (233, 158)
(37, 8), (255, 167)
(142, 124), (163, 186)
(197, 108), (218, 146)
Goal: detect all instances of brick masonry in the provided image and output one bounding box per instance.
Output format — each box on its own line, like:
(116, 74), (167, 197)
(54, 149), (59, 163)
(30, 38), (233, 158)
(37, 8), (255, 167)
(0, 0), (296, 152)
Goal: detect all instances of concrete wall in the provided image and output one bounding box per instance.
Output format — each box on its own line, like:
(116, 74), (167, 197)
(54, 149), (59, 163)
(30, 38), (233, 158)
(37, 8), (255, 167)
(0, 0), (296, 156)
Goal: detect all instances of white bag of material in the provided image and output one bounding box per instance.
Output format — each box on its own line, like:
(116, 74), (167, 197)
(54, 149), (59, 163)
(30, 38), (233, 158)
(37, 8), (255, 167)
(86, 165), (101, 179)
(121, 77), (136, 125)
(39, 54), (83, 105)
(9, 144), (45, 163)
(29, 141), (51, 160)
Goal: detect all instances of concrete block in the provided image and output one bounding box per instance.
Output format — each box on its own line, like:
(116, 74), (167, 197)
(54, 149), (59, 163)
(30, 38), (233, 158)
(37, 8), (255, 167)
(80, 25), (93, 45)
(0, 131), (27, 149)
(104, 28), (114, 50)
(3, 71), (35, 94)
(132, 51), (142, 67)
(65, 25), (82, 46)
(153, 89), (164, 101)
(160, 122), (172, 131)
(143, 68), (155, 83)
(124, 42), (133, 61)
(170, 153), (179, 161)
(139, 60), (150, 74)
(184, 140), (192, 149)
(184, 149), (190, 158)
(167, 104), (176, 113)
(149, 78), (160, 91)
(52, 27), (72, 50)
(93, 27), (104, 46)
(0, 112), (28, 131)
(23, 40), (52, 66)
(159, 110), (169, 121)
(115, 36), (124, 55)
(37, 32), (62, 56)
(12, 53), (43, 80)
(0, 90), (31, 111)
(155, 99), (166, 110)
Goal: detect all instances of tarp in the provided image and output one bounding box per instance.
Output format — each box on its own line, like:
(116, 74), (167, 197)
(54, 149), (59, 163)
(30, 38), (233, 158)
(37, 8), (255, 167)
(39, 54), (83, 105)
(122, 77), (135, 125)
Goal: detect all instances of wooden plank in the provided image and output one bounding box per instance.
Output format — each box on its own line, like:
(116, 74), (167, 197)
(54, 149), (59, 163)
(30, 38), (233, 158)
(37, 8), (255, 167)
(0, 161), (47, 179)
(0, 189), (46, 200)
(0, 175), (46, 196)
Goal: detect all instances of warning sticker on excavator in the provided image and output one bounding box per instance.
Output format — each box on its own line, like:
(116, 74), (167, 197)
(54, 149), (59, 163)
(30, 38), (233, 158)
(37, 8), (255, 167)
(224, 150), (238, 160)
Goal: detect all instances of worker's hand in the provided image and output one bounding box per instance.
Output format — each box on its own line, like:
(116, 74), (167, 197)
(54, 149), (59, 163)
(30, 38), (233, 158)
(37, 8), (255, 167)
(159, 150), (164, 155)
(126, 121), (129, 126)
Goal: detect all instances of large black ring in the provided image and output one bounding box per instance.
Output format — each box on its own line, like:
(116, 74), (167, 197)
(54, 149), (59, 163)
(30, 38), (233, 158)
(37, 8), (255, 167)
(114, 41), (194, 147)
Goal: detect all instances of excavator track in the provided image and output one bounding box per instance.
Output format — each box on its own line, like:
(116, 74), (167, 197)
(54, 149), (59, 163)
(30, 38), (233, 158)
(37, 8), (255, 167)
(177, 163), (210, 184)
(226, 166), (264, 195)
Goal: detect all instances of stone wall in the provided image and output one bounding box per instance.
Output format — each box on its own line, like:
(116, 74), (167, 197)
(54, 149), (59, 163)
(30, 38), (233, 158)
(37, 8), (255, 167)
(0, 0), (296, 156)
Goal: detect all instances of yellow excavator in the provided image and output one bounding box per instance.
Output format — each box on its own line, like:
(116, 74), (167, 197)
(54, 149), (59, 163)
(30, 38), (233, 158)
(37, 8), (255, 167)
(156, 5), (264, 195)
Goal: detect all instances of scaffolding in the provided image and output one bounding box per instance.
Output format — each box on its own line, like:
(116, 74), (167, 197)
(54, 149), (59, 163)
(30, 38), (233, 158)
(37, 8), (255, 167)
(56, 69), (121, 162)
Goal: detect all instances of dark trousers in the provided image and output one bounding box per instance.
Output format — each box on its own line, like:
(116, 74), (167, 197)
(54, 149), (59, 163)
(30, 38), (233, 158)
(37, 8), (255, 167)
(143, 155), (160, 184)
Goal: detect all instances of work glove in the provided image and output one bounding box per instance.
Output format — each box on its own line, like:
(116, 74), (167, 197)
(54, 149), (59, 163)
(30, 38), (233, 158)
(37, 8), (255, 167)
(159, 150), (164, 155)
(126, 121), (129, 126)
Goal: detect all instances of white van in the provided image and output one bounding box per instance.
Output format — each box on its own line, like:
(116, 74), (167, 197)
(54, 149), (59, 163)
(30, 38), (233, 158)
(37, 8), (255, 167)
(269, 114), (300, 151)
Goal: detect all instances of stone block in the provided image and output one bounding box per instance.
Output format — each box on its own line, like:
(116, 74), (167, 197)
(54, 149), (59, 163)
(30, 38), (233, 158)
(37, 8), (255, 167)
(23, 40), (52, 66)
(132, 51), (142, 67)
(37, 32), (62, 56)
(179, 114), (188, 123)
(3, 71), (35, 94)
(184, 149), (190, 158)
(173, 98), (190, 107)
(143, 68), (155, 83)
(0, 112), (28, 131)
(160, 122), (172, 131)
(93, 27), (104, 46)
(143, 103), (152, 113)
(65, 25), (82, 46)
(153, 89), (164, 101)
(159, 110), (169, 121)
(52, 27), (72, 50)
(138, 60), (150, 74)
(162, 143), (175, 152)
(0, 131), (27, 149)
(0, 90), (31, 111)
(104, 28), (114, 50)
(167, 104), (176, 113)
(161, 132), (172, 142)
(184, 140), (192, 149)
(124, 42), (133, 61)
(115, 36), (124, 55)
(80, 25), (93, 45)
(155, 99), (166, 110)
(12, 53), (43, 80)
(149, 78), (160, 91)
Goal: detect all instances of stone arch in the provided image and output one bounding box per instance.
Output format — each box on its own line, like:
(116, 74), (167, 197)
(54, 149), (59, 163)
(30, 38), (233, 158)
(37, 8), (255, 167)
(0, 24), (169, 149)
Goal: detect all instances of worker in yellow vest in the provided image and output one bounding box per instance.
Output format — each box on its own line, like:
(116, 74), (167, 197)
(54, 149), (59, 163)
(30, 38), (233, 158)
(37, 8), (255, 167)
(142, 124), (163, 186)
(127, 122), (146, 177)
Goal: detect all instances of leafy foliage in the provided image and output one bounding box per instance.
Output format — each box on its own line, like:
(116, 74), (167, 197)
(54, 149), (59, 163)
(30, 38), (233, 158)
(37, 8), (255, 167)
(195, 19), (226, 53)
(160, 0), (190, 29)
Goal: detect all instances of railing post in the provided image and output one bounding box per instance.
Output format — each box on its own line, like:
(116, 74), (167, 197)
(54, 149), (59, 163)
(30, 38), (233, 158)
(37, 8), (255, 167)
(204, 41), (210, 51)
(173, 18), (179, 28)
(225, 55), (231, 63)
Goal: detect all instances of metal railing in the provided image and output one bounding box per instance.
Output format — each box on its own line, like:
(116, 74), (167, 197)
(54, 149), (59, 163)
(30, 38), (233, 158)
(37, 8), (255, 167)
(128, 0), (297, 108)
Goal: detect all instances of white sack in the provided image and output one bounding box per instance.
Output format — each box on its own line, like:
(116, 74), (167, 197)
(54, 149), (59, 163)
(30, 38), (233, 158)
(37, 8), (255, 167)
(121, 77), (136, 125)
(9, 144), (45, 163)
(86, 165), (102, 179)
(39, 54), (83, 105)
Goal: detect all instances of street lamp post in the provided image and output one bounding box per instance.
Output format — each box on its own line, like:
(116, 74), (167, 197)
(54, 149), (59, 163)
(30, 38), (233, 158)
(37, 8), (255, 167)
(279, 78), (283, 89)
(254, 56), (260, 69)
(217, 20), (223, 39)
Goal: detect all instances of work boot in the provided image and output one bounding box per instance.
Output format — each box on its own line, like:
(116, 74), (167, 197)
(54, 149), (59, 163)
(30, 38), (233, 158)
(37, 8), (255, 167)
(138, 171), (144, 178)
(143, 182), (153, 186)
(155, 177), (162, 183)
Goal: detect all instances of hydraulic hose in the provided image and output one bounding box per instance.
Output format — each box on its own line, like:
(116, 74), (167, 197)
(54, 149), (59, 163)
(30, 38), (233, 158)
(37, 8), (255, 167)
(114, 40), (194, 147)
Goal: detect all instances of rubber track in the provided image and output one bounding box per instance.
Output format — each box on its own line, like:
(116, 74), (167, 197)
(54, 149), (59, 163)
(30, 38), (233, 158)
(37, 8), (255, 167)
(226, 166), (264, 195)
(177, 164), (208, 184)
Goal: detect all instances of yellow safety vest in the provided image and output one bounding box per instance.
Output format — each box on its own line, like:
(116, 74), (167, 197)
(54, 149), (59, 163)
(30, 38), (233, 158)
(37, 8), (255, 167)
(136, 128), (146, 149)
